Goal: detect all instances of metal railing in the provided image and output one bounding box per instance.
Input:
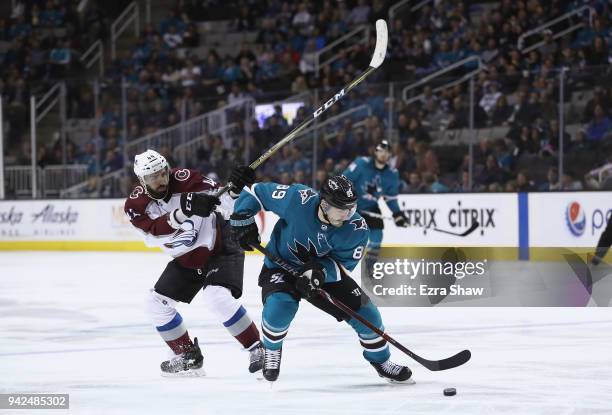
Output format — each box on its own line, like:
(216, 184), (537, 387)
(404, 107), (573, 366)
(30, 82), (68, 198)
(388, 0), (433, 22)
(81, 40), (104, 77)
(125, 98), (254, 156)
(42, 165), (90, 197)
(60, 167), (127, 199)
(5, 166), (40, 198)
(518, 6), (595, 54)
(5, 165), (87, 198)
(111, 1), (140, 60)
(60, 98), (255, 198)
(402, 56), (484, 104)
(314, 25), (371, 76)
(173, 123), (238, 165)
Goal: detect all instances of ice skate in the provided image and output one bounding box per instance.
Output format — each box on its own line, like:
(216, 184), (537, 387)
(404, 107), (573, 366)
(262, 347), (282, 382)
(248, 342), (264, 373)
(160, 337), (205, 377)
(370, 360), (413, 384)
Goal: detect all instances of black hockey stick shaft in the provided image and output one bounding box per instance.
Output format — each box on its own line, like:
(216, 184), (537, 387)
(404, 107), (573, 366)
(252, 242), (471, 371)
(215, 20), (388, 198)
(362, 211), (480, 237)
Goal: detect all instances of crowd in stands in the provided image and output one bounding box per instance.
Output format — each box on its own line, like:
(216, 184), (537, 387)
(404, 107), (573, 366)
(1, 0), (611, 198)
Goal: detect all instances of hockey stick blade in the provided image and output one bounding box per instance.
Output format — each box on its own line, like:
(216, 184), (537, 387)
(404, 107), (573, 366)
(252, 242), (472, 372)
(429, 220), (479, 237)
(369, 20), (388, 68)
(216, 20), (388, 198)
(410, 349), (471, 371)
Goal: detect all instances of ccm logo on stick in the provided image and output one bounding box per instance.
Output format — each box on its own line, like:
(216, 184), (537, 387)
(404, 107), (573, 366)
(313, 89), (345, 118)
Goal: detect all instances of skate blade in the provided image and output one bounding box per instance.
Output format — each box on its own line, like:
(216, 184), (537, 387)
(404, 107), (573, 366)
(385, 377), (416, 385)
(161, 368), (206, 378)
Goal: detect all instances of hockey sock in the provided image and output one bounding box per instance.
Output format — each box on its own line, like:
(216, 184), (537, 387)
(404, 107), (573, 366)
(156, 312), (193, 354)
(346, 301), (390, 364)
(145, 289), (193, 354)
(261, 292), (299, 350)
(202, 285), (260, 350)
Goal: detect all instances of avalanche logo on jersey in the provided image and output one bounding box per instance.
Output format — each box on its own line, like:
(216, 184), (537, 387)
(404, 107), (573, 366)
(299, 188), (317, 205)
(288, 238), (322, 264)
(164, 222), (198, 249)
(350, 217), (368, 231)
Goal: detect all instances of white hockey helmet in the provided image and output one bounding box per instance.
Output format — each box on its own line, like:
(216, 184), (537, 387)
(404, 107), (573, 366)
(133, 149), (170, 199)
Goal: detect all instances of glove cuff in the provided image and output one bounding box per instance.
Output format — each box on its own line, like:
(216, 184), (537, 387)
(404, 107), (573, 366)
(230, 214), (255, 227)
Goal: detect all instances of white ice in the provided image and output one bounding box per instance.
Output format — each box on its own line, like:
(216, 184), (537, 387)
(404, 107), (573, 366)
(1, 252), (611, 415)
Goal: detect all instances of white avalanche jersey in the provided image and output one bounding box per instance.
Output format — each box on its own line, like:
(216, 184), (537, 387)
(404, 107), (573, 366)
(124, 168), (234, 269)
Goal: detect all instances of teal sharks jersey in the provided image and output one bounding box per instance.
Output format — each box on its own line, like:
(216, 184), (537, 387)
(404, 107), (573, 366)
(233, 182), (369, 282)
(343, 157), (401, 213)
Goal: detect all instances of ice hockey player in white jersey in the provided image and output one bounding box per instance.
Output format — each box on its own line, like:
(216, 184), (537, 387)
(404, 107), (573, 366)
(124, 149), (263, 376)
(230, 174), (412, 383)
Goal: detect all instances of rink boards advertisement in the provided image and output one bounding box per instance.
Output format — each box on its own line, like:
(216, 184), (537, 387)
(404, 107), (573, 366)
(529, 192), (611, 247)
(0, 199), (145, 250)
(0, 192), (610, 256)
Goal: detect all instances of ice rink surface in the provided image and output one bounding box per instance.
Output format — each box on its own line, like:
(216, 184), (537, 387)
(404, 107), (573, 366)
(1, 252), (612, 415)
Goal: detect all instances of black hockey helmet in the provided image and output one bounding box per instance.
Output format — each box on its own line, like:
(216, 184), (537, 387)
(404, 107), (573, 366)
(376, 140), (391, 152)
(320, 175), (357, 210)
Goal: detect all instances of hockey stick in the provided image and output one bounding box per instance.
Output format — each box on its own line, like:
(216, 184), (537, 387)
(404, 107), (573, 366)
(252, 242), (472, 371)
(215, 19), (388, 197)
(361, 210), (480, 237)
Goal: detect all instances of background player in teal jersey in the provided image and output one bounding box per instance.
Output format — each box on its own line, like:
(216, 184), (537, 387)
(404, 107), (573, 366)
(343, 140), (409, 277)
(230, 174), (412, 383)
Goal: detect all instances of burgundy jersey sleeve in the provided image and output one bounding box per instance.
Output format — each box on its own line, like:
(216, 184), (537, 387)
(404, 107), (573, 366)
(124, 185), (175, 236)
(169, 168), (218, 194)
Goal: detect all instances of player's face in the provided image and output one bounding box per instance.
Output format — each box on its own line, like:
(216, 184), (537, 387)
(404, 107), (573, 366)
(375, 148), (391, 164)
(321, 200), (356, 227)
(143, 167), (169, 194)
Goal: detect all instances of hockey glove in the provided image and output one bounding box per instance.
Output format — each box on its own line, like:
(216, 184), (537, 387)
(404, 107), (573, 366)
(180, 192), (220, 218)
(228, 165), (256, 198)
(393, 211), (409, 228)
(229, 213), (260, 251)
(295, 261), (325, 299)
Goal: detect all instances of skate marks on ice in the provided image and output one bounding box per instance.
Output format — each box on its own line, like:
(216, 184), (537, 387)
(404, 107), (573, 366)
(1, 253), (612, 414)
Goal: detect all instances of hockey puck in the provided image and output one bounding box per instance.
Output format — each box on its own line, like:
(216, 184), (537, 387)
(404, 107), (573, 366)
(443, 388), (456, 396)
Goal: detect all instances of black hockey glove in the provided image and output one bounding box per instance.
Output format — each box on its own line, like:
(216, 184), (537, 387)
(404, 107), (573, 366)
(180, 192), (220, 218)
(295, 261), (325, 299)
(393, 211), (409, 227)
(229, 213), (260, 251)
(228, 165), (256, 198)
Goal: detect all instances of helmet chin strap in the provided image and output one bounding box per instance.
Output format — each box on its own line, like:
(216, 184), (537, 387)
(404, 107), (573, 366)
(318, 203), (332, 225)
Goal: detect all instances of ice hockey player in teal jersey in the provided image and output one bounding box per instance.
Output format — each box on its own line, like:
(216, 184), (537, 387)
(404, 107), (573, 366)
(343, 140), (409, 277)
(230, 174), (412, 383)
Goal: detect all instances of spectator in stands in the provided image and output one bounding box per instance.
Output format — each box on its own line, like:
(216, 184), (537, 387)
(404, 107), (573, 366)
(516, 170), (535, 192)
(346, 0), (370, 27)
(491, 94), (514, 126)
(586, 104), (612, 141)
(538, 166), (560, 191)
(163, 25), (183, 49)
(479, 82), (502, 115)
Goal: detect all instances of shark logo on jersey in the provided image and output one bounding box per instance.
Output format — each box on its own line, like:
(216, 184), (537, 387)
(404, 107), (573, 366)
(288, 238), (320, 264)
(350, 217), (368, 231)
(299, 188), (317, 205)
(364, 176), (382, 198)
(317, 232), (332, 250)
